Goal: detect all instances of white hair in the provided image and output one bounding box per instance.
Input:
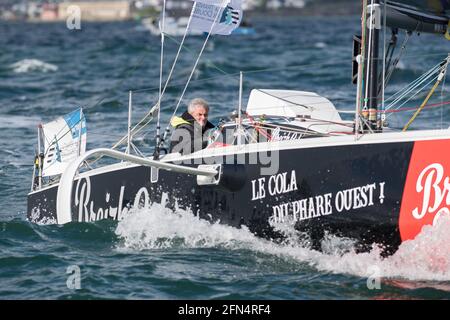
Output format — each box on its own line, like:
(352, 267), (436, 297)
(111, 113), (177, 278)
(188, 98), (209, 113)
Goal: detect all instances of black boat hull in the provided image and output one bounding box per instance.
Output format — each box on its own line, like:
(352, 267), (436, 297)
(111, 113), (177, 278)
(27, 136), (450, 253)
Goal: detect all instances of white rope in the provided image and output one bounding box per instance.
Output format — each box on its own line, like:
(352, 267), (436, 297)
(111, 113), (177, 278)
(386, 74), (439, 119)
(385, 67), (441, 111)
(385, 73), (438, 110)
(385, 61), (441, 104)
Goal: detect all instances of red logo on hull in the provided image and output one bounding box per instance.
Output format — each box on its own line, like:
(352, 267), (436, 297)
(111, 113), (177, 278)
(399, 139), (450, 241)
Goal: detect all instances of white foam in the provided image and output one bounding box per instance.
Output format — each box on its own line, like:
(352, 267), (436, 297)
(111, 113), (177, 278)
(115, 200), (450, 282)
(115, 200), (258, 251)
(10, 59), (58, 73)
(311, 212), (450, 282)
(314, 42), (327, 49)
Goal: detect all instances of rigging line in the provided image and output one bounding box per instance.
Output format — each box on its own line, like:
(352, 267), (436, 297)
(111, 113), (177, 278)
(403, 62), (448, 131)
(385, 72), (440, 112)
(270, 98), (450, 116)
(402, 53), (450, 60)
(292, 98), (450, 116)
(384, 30), (398, 79)
(246, 114), (273, 140)
(360, 52), (450, 61)
(248, 118), (353, 131)
(87, 50), (149, 111)
(159, 0), (228, 149)
(91, 113), (155, 167)
(240, 60), (344, 75)
(41, 45), (153, 153)
(156, 3), (197, 107)
(43, 18), (172, 154)
(385, 64), (441, 108)
(256, 89), (312, 110)
(132, 72), (239, 93)
(386, 74), (440, 119)
(384, 61), (441, 103)
(387, 73), (440, 111)
(110, 4), (198, 153)
(382, 99), (450, 114)
(385, 67), (441, 109)
(124, 5), (198, 139)
(384, 30), (412, 90)
(377, 30), (396, 98)
(359, 115), (375, 133)
(163, 33), (229, 76)
(130, 59), (348, 94)
(131, 142), (145, 158)
(110, 60), (446, 152)
(119, 96), (349, 140)
(299, 117), (354, 127)
(234, 99), (353, 112)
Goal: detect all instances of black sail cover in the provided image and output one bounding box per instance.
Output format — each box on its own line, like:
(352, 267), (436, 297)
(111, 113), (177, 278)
(383, 0), (450, 34)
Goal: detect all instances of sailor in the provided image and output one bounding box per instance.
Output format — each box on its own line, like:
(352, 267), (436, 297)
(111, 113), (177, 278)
(169, 98), (215, 155)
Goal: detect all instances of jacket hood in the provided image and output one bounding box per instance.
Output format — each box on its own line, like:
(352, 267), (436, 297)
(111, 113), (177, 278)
(171, 111), (214, 130)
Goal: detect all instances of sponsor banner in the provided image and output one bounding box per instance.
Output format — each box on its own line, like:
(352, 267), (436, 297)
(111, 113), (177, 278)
(190, 0), (230, 8)
(190, 0), (242, 35)
(251, 170), (387, 225)
(399, 139), (450, 241)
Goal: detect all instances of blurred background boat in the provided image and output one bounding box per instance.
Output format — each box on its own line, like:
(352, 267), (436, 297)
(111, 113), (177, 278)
(137, 15), (256, 36)
(139, 16), (204, 36)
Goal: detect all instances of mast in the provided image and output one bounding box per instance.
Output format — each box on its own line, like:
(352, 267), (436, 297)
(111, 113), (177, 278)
(354, 0), (366, 138)
(364, 0), (381, 131)
(154, 0), (167, 160)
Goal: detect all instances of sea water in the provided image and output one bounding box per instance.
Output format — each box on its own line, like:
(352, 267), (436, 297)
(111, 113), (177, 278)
(0, 16), (449, 299)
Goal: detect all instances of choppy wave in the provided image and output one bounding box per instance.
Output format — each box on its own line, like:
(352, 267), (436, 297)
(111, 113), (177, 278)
(314, 42), (327, 49)
(312, 213), (450, 282)
(10, 59), (58, 73)
(115, 195), (257, 250)
(116, 201), (450, 283)
(0, 115), (42, 129)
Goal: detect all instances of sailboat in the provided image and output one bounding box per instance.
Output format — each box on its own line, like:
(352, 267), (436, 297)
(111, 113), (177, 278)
(27, 0), (450, 255)
(140, 16), (205, 36)
(139, 12), (255, 36)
